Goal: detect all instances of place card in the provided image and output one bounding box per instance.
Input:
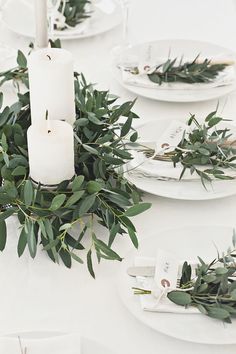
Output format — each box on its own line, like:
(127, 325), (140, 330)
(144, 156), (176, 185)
(154, 249), (179, 289)
(155, 120), (188, 155)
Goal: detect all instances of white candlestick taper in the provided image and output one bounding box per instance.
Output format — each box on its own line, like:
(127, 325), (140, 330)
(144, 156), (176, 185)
(27, 119), (75, 186)
(28, 48), (76, 127)
(34, 0), (48, 48)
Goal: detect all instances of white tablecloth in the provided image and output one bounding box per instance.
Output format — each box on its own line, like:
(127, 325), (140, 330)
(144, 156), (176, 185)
(1, 0), (236, 353)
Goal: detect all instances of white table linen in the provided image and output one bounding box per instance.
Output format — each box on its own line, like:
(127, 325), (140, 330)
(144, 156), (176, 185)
(0, 1), (236, 353)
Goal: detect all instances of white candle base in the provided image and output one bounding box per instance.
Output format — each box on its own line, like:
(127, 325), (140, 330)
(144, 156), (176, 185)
(30, 175), (75, 190)
(27, 120), (75, 186)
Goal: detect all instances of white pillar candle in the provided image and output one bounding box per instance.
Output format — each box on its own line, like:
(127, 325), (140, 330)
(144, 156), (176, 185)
(27, 120), (75, 185)
(28, 48), (76, 127)
(34, 0), (48, 48)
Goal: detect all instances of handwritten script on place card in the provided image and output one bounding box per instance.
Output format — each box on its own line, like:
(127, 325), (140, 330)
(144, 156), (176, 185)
(154, 249), (179, 289)
(155, 120), (188, 155)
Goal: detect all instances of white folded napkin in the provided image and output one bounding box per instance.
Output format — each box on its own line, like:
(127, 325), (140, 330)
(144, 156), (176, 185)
(121, 57), (236, 90)
(0, 333), (81, 354)
(127, 150), (236, 181)
(135, 256), (199, 314)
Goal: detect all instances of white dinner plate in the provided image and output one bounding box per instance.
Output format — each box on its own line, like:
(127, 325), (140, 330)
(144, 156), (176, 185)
(112, 39), (236, 102)
(125, 119), (236, 200)
(3, 331), (114, 354)
(2, 0), (122, 40)
(118, 225), (236, 345)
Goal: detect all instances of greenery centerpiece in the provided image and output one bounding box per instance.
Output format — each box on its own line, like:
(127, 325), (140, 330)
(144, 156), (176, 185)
(0, 42), (151, 277)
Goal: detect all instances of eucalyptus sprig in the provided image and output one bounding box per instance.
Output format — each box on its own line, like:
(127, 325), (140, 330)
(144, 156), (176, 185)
(143, 56), (230, 85)
(57, 0), (91, 30)
(133, 234), (236, 323)
(167, 234), (236, 323)
(141, 112), (236, 187)
(0, 46), (151, 276)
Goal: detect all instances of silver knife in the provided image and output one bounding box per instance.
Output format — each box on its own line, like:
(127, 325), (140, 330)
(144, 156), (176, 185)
(127, 266), (155, 277)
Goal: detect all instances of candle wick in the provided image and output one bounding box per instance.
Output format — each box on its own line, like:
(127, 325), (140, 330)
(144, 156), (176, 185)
(45, 110), (51, 133)
(46, 55), (52, 60)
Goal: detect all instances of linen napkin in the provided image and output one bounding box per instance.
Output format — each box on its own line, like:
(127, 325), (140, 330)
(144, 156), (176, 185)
(134, 255), (199, 314)
(121, 57), (236, 90)
(0, 333), (81, 354)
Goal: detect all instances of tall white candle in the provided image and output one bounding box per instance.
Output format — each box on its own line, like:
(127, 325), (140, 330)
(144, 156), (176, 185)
(34, 0), (48, 48)
(28, 48), (76, 127)
(27, 120), (75, 185)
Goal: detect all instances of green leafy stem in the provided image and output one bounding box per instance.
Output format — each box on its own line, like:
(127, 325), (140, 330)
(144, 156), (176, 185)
(133, 233), (236, 323)
(130, 55), (231, 85)
(140, 111), (236, 187)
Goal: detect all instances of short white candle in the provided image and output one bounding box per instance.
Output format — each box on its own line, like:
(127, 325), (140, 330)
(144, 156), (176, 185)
(34, 0), (48, 48)
(27, 120), (75, 185)
(28, 48), (76, 127)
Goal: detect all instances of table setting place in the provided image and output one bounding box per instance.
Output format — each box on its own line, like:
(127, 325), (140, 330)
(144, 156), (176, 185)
(1, 0), (236, 354)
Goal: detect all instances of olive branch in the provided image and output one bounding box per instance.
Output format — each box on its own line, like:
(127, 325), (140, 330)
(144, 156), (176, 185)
(133, 233), (236, 323)
(129, 55), (232, 85)
(139, 111), (236, 187)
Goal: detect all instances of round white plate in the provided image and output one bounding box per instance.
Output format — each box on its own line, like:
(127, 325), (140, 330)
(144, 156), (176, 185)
(125, 119), (236, 200)
(3, 331), (114, 354)
(2, 0), (122, 40)
(112, 39), (236, 102)
(118, 225), (236, 345)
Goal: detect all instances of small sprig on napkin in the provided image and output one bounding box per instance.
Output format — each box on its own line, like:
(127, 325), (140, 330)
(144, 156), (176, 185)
(134, 234), (236, 323)
(168, 235), (236, 323)
(141, 112), (236, 187)
(56, 0), (91, 30)
(130, 56), (232, 85)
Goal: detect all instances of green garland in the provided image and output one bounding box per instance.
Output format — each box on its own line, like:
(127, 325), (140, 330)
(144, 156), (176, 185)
(0, 45), (151, 277)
